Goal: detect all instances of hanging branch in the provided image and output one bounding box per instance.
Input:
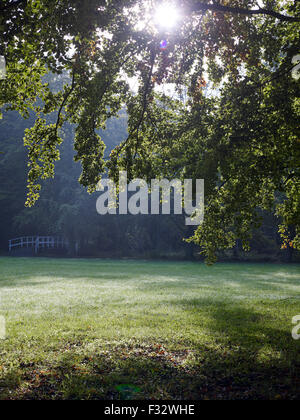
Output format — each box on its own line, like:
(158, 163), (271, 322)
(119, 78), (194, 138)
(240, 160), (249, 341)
(112, 45), (157, 159)
(55, 70), (76, 135)
(188, 1), (300, 23)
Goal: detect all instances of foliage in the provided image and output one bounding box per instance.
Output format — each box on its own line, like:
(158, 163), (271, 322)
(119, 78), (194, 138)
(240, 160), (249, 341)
(0, 0), (299, 262)
(0, 107), (295, 261)
(0, 109), (198, 259)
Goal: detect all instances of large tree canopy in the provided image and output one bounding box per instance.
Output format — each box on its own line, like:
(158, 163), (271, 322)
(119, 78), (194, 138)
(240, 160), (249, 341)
(0, 0), (299, 262)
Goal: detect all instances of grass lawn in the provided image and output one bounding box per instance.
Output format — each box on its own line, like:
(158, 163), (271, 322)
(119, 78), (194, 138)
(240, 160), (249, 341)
(0, 257), (299, 400)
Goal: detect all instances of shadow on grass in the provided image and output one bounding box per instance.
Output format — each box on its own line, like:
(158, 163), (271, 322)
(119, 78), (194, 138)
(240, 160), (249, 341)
(0, 341), (299, 400)
(174, 297), (300, 359)
(1, 303), (299, 400)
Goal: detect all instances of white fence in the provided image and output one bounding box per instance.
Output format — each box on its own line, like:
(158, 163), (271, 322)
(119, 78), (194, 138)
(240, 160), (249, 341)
(8, 236), (68, 253)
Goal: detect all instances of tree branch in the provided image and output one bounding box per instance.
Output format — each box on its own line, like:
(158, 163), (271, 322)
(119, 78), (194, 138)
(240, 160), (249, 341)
(112, 45), (157, 160)
(55, 70), (76, 135)
(188, 1), (300, 22)
(28, 71), (76, 157)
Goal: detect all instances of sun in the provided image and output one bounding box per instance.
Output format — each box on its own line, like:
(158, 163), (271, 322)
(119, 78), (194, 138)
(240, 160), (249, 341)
(154, 2), (180, 30)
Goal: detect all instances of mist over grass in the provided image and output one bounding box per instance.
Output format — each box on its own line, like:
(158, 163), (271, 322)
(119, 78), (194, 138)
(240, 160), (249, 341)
(0, 258), (299, 399)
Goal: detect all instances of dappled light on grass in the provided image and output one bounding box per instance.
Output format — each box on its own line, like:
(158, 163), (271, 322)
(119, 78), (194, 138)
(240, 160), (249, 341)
(0, 258), (299, 399)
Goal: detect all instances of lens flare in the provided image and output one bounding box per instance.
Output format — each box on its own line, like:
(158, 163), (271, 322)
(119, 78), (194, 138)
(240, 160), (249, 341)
(160, 40), (168, 50)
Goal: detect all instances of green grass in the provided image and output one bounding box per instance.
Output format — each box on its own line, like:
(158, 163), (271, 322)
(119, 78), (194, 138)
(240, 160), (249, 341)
(0, 257), (299, 400)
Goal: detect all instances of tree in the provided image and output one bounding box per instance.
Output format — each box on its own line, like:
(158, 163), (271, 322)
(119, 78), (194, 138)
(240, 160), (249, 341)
(0, 0), (299, 262)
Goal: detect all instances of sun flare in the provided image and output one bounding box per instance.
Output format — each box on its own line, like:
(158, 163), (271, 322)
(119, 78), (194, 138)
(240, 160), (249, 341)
(154, 3), (180, 30)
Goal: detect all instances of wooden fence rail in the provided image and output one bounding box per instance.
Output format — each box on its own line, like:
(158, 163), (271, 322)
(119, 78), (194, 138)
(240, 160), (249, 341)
(8, 236), (69, 253)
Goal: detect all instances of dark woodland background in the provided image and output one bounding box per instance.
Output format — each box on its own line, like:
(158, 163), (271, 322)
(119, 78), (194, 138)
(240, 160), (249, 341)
(0, 75), (299, 262)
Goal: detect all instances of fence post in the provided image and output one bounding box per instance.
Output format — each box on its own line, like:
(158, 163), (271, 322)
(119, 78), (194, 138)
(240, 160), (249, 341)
(8, 240), (11, 252)
(35, 236), (39, 254)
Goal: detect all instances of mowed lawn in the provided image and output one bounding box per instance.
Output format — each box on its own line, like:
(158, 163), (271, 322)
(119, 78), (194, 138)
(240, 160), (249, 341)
(0, 258), (299, 400)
